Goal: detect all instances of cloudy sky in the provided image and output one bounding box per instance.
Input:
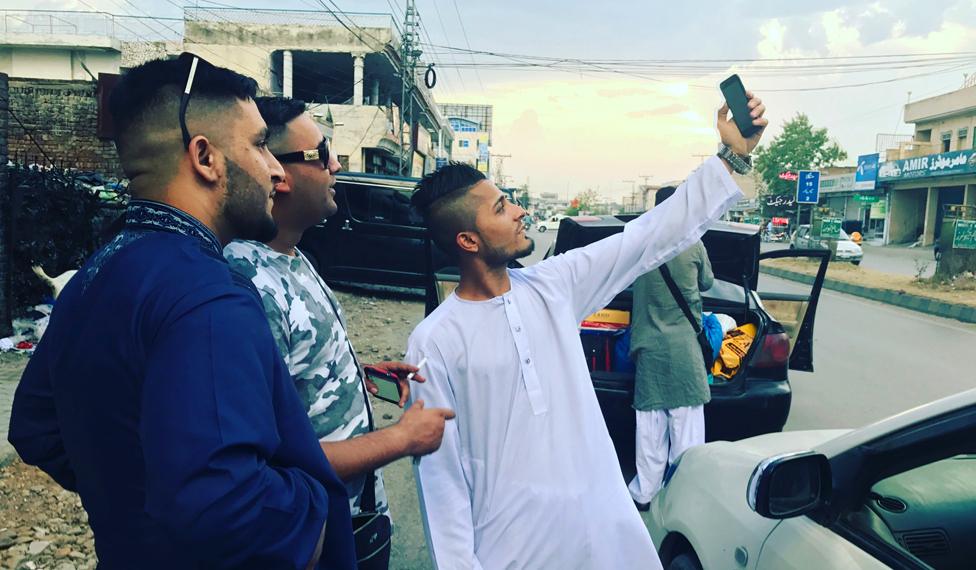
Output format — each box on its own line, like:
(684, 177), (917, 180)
(13, 0), (976, 199)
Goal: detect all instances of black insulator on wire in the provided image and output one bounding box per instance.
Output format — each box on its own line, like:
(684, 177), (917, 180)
(425, 64), (437, 89)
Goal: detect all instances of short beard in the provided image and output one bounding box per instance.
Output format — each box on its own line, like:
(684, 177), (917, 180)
(482, 237), (535, 268)
(222, 158), (278, 243)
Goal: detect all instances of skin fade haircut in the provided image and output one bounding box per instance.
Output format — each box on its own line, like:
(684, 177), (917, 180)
(412, 162), (487, 254)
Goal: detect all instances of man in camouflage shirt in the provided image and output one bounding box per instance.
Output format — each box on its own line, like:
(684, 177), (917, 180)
(225, 97), (454, 569)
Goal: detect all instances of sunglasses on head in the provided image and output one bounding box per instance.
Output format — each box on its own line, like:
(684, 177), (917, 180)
(178, 52), (216, 149)
(273, 140), (331, 168)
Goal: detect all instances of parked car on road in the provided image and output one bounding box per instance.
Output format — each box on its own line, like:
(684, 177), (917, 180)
(791, 224), (863, 265)
(647, 388), (976, 570)
(426, 215), (830, 479)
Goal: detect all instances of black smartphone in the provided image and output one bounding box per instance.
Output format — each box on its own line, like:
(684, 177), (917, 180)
(720, 74), (760, 138)
(364, 366), (401, 404)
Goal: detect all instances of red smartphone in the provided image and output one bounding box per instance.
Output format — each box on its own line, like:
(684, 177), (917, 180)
(720, 74), (760, 139)
(363, 365), (402, 404)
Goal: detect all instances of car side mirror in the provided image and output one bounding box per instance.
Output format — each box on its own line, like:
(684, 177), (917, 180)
(747, 451), (831, 519)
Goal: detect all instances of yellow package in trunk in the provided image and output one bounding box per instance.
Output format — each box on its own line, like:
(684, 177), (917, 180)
(712, 323), (757, 380)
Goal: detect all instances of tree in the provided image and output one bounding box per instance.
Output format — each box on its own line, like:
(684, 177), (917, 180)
(566, 189), (602, 215)
(753, 113), (847, 219)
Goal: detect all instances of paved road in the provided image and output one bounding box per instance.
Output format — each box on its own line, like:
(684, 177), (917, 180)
(757, 274), (975, 430)
(761, 241), (937, 278)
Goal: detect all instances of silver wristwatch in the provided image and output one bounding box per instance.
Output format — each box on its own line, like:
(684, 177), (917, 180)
(717, 144), (753, 174)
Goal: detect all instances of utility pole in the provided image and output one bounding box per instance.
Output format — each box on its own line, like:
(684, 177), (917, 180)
(622, 179), (636, 213)
(638, 174), (652, 210)
(491, 153), (511, 187)
(398, 0), (422, 176)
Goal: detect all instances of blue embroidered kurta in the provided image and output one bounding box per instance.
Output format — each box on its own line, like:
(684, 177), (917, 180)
(8, 200), (356, 569)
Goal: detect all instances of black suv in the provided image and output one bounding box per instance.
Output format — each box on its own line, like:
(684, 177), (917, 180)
(298, 172), (441, 289)
(299, 171), (516, 290)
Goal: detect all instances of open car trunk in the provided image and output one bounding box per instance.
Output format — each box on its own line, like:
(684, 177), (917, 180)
(424, 215), (829, 474)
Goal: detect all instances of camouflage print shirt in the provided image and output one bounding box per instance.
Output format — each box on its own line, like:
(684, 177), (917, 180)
(224, 240), (388, 519)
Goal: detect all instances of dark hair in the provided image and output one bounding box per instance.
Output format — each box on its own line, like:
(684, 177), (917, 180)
(655, 185), (678, 206)
(109, 55), (257, 141)
(412, 162), (487, 254)
(254, 96), (307, 143)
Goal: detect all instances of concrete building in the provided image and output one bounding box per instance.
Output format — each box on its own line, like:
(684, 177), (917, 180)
(0, 11), (123, 80)
(1, 8), (452, 177)
(877, 82), (976, 245)
(440, 103), (492, 173)
(182, 7), (452, 177)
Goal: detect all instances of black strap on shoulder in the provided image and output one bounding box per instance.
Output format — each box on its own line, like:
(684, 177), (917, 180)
(659, 263), (702, 334)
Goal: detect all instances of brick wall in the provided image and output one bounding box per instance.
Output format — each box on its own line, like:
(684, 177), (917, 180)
(7, 78), (121, 176)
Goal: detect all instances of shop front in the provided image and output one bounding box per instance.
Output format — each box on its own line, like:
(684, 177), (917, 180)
(879, 149), (976, 245)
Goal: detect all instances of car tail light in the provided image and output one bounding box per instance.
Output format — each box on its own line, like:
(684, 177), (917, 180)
(752, 331), (790, 369)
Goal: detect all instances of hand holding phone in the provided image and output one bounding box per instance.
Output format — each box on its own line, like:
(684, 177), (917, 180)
(718, 74), (768, 154)
(364, 366), (403, 405)
(364, 358), (429, 407)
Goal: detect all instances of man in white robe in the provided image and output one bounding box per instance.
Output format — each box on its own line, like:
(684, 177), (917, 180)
(405, 96), (768, 569)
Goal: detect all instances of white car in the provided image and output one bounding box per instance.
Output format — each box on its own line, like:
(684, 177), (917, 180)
(791, 225), (864, 265)
(648, 389), (976, 569)
(536, 214), (567, 232)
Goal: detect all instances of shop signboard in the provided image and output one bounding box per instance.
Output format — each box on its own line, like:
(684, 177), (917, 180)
(854, 194), (880, 203)
(820, 173), (855, 194)
(953, 220), (976, 250)
(854, 153), (880, 190)
(878, 149), (976, 181)
(818, 217), (842, 238)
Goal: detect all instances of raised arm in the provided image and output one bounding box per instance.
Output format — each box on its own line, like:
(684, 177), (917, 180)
(525, 95), (767, 321)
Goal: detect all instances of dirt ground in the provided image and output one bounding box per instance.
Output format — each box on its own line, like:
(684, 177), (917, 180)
(765, 257), (976, 309)
(0, 287), (432, 570)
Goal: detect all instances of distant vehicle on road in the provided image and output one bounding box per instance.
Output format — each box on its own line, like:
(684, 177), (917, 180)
(536, 214), (567, 232)
(646, 388), (976, 570)
(791, 224), (863, 265)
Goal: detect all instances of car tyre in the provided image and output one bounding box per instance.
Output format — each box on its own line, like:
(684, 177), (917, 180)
(852, 260), (861, 266)
(667, 552), (703, 570)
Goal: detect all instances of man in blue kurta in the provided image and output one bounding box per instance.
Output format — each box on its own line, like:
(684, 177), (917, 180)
(7, 54), (356, 569)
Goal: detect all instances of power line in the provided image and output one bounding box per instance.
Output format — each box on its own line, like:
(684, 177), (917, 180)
(448, 0), (485, 92)
(426, 0), (467, 91)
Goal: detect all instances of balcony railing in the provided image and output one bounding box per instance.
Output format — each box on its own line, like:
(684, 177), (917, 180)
(1, 10), (184, 41)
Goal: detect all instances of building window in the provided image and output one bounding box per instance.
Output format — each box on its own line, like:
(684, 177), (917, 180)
(449, 118), (479, 133)
(459, 140), (470, 148)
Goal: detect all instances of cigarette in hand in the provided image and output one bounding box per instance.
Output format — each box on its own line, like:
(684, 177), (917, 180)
(406, 357), (428, 381)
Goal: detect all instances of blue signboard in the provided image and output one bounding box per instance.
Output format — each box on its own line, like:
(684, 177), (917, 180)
(854, 153), (880, 190)
(796, 170), (820, 204)
(435, 157), (448, 169)
(878, 149), (976, 181)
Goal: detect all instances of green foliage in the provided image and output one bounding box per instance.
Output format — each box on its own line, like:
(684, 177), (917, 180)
(754, 113), (848, 217)
(575, 189), (601, 213)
